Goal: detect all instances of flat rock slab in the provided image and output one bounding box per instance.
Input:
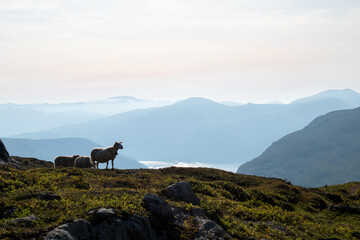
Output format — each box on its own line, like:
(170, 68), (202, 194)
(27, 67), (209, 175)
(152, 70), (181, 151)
(10, 214), (37, 227)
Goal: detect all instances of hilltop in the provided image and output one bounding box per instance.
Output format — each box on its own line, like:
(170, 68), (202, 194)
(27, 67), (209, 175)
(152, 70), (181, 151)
(0, 158), (360, 239)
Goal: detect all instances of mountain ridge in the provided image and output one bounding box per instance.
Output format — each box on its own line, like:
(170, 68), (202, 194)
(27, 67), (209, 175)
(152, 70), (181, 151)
(237, 107), (360, 187)
(9, 90), (360, 168)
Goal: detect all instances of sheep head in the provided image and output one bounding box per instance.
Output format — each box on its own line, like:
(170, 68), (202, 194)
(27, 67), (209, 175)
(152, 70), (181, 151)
(114, 142), (123, 150)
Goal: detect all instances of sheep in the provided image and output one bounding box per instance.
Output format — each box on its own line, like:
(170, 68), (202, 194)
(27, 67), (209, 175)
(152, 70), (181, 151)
(74, 156), (93, 168)
(91, 142), (123, 170)
(54, 155), (80, 168)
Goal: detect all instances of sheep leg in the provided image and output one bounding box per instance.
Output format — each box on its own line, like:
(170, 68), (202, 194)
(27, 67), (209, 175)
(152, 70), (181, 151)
(106, 161), (108, 170)
(111, 159), (114, 170)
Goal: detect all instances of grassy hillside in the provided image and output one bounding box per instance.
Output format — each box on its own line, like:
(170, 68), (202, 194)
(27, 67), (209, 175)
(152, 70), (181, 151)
(1, 161), (360, 239)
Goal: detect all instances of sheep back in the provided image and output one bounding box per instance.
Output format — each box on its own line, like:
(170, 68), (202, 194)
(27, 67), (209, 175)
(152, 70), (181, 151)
(54, 155), (79, 168)
(74, 156), (92, 168)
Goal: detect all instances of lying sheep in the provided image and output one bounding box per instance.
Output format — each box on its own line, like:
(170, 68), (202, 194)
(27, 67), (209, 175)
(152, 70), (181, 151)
(54, 155), (80, 168)
(91, 142), (123, 170)
(74, 156), (93, 168)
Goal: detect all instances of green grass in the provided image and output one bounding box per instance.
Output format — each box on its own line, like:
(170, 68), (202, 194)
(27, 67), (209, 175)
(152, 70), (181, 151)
(0, 162), (360, 239)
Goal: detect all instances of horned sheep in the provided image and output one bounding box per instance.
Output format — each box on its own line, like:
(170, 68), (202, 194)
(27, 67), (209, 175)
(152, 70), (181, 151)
(54, 155), (80, 168)
(91, 142), (123, 170)
(74, 156), (93, 168)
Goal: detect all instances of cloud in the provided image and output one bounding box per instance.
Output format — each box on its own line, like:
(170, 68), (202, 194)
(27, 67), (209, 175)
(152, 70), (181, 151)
(0, 0), (359, 104)
(0, 0), (59, 10)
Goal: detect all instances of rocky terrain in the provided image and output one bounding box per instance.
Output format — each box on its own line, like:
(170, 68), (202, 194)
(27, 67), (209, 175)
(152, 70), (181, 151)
(45, 182), (227, 240)
(1, 141), (360, 239)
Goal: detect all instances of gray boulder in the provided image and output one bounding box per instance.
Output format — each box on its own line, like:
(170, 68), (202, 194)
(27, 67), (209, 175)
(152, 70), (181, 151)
(163, 181), (200, 205)
(46, 209), (160, 240)
(10, 214), (37, 227)
(87, 207), (117, 224)
(45, 219), (92, 240)
(194, 217), (227, 240)
(92, 215), (159, 240)
(141, 192), (228, 240)
(141, 193), (174, 230)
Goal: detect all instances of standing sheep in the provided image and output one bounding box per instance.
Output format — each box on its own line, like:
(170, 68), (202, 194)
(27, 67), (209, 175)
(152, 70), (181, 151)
(91, 142), (123, 170)
(54, 155), (80, 168)
(74, 156), (93, 168)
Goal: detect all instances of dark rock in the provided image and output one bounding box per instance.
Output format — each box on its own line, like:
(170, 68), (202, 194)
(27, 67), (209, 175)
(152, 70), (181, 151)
(190, 208), (206, 218)
(91, 215), (159, 240)
(329, 205), (360, 214)
(352, 231), (360, 239)
(37, 192), (61, 201)
(10, 214), (37, 227)
(193, 217), (227, 240)
(163, 181), (200, 205)
(87, 207), (117, 224)
(0, 139), (10, 163)
(45, 219), (92, 240)
(141, 193), (174, 230)
(0, 139), (21, 169)
(46, 214), (160, 240)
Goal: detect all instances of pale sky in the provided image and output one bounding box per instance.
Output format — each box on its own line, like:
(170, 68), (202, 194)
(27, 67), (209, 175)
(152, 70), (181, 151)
(0, 0), (359, 104)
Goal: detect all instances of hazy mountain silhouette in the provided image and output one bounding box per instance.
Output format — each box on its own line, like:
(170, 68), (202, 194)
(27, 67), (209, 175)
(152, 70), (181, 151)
(12, 90), (359, 167)
(237, 107), (360, 187)
(291, 89), (360, 107)
(1, 138), (146, 169)
(0, 96), (172, 116)
(0, 108), (104, 136)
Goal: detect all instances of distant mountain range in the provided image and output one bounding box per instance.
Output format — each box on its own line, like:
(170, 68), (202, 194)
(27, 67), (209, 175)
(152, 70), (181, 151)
(0, 108), (104, 136)
(0, 96), (172, 115)
(1, 138), (146, 169)
(8, 89), (360, 167)
(0, 96), (173, 136)
(237, 107), (360, 187)
(291, 89), (360, 106)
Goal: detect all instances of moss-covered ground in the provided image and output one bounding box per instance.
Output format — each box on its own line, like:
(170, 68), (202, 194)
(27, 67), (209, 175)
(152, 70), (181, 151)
(1, 161), (360, 239)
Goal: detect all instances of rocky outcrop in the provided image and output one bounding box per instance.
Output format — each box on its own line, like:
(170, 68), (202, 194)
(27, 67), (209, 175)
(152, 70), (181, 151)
(141, 193), (174, 232)
(0, 139), (21, 169)
(141, 183), (227, 240)
(45, 182), (229, 240)
(45, 212), (159, 240)
(162, 181), (201, 205)
(0, 139), (10, 162)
